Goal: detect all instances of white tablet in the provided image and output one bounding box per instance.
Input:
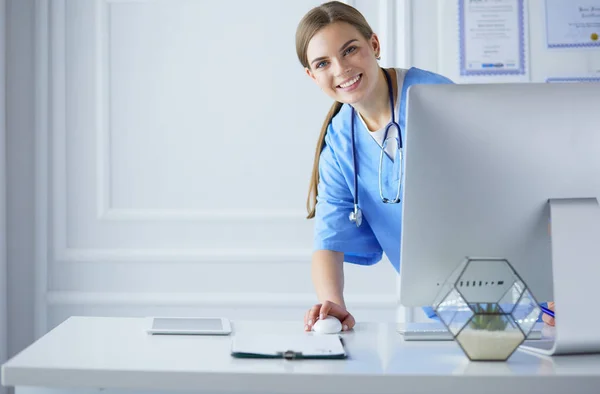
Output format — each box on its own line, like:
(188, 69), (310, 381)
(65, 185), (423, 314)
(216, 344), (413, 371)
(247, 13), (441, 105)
(146, 317), (232, 335)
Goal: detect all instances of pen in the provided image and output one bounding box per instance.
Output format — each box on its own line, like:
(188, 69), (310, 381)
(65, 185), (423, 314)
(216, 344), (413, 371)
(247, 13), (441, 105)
(540, 304), (555, 319)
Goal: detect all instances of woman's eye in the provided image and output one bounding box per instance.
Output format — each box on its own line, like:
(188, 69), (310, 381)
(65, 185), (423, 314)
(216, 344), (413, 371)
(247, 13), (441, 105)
(344, 46), (357, 55)
(317, 61), (328, 69)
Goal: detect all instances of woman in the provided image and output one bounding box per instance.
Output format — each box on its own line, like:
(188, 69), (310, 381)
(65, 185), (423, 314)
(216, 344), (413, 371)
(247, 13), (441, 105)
(296, 1), (453, 332)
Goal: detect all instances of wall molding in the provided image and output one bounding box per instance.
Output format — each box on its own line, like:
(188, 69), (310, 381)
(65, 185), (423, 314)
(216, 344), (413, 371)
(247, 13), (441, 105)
(48, 0), (310, 263)
(51, 0), (68, 282)
(46, 291), (397, 308)
(54, 247), (313, 264)
(99, 208), (307, 221)
(37, 0), (403, 332)
(400, 0), (413, 67)
(34, 0), (52, 339)
(105, 0), (152, 3)
(379, 0), (396, 67)
(95, 0), (304, 222)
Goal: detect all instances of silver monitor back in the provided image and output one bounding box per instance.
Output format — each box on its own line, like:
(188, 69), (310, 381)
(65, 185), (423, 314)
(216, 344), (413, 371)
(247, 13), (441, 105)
(399, 82), (600, 307)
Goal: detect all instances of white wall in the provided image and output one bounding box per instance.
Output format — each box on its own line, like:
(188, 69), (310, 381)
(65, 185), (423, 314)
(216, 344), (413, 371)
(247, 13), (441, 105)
(413, 0), (600, 82)
(5, 0), (600, 356)
(5, 0), (408, 358)
(33, 0), (406, 336)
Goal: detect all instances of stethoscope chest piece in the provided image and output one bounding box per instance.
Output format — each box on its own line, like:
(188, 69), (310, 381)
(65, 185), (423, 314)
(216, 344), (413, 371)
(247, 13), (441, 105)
(349, 205), (363, 227)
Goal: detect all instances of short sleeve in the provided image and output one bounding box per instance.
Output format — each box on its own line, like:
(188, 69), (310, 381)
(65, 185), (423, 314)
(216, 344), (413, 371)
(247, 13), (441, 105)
(413, 68), (454, 85)
(313, 130), (383, 266)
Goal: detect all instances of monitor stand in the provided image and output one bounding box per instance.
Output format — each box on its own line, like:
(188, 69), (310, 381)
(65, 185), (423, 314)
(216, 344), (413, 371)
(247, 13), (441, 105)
(521, 197), (600, 356)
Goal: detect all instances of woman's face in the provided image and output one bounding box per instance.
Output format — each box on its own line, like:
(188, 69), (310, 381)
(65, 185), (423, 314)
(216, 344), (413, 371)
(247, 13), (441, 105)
(305, 22), (380, 105)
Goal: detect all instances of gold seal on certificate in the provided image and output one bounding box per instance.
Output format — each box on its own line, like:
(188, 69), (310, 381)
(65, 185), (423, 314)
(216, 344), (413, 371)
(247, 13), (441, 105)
(545, 1), (600, 48)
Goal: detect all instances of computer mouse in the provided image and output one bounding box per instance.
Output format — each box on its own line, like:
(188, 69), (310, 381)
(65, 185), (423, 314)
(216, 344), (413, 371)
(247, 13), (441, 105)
(312, 316), (342, 334)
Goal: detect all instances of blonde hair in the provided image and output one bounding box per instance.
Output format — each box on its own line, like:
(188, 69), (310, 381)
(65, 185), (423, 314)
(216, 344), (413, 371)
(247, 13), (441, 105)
(295, 1), (375, 219)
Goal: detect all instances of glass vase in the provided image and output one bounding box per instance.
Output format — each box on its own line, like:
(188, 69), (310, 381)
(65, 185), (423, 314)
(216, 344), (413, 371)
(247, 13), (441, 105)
(432, 257), (542, 361)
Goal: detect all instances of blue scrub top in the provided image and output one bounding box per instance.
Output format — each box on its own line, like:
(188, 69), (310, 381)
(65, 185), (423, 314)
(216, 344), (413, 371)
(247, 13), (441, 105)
(313, 67), (453, 319)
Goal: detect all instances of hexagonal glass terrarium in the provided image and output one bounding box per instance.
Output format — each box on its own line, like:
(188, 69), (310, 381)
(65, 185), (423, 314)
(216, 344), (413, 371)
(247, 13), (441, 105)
(432, 257), (542, 361)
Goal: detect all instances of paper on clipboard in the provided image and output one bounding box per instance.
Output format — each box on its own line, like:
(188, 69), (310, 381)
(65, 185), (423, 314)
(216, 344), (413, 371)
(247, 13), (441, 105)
(231, 333), (347, 359)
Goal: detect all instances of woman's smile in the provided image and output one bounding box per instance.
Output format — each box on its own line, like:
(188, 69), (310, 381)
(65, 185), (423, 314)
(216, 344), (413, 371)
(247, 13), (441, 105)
(336, 73), (362, 91)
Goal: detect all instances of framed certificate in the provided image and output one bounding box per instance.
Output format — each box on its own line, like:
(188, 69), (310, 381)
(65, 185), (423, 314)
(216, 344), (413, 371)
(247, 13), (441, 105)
(459, 0), (527, 76)
(545, 0), (600, 48)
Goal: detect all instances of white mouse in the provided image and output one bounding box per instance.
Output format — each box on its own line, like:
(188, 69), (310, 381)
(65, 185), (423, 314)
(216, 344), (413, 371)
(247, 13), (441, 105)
(312, 316), (342, 334)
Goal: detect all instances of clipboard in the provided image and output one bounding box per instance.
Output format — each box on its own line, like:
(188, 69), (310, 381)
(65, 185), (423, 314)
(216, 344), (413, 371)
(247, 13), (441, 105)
(230, 333), (347, 360)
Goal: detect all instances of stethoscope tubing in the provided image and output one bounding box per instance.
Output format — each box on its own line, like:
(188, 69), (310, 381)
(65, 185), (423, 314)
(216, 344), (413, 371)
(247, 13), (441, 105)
(349, 68), (403, 227)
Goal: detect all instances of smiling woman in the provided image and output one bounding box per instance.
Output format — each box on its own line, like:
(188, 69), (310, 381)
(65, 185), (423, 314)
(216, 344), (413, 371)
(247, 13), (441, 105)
(295, 1), (455, 333)
(296, 1), (388, 220)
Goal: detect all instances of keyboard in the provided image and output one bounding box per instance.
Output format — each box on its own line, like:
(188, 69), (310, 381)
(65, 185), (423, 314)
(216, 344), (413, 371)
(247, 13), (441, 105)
(398, 322), (544, 341)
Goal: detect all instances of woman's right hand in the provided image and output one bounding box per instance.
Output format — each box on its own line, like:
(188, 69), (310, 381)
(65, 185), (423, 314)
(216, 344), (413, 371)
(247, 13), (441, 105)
(303, 300), (355, 332)
(542, 302), (555, 326)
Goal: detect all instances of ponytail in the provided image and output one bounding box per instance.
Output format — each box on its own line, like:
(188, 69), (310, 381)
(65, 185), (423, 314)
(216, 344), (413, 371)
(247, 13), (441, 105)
(306, 101), (343, 219)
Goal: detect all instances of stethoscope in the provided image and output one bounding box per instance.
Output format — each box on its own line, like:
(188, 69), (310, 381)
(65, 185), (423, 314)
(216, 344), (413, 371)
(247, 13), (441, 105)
(348, 68), (403, 228)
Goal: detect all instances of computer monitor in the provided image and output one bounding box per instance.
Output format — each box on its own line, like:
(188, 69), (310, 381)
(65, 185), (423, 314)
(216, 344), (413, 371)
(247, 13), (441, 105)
(398, 82), (600, 314)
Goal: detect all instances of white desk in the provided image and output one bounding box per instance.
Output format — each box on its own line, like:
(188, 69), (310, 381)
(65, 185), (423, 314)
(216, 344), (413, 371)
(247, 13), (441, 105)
(2, 316), (600, 394)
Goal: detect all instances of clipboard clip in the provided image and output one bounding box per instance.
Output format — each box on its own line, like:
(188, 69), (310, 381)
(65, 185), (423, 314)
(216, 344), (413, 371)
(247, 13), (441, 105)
(278, 350), (303, 360)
